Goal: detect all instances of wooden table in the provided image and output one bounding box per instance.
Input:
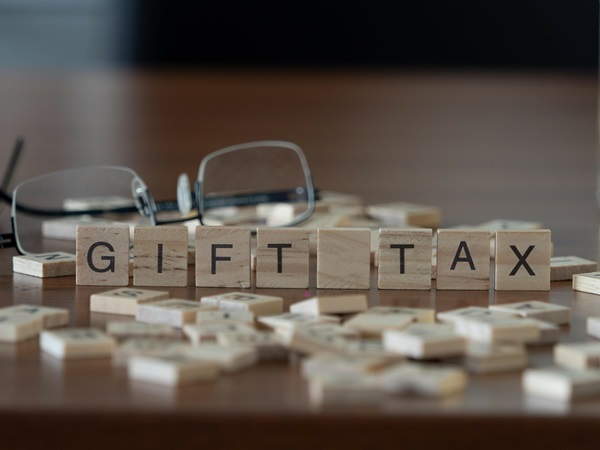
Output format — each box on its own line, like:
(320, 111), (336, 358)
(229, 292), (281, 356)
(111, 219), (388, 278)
(0, 70), (599, 449)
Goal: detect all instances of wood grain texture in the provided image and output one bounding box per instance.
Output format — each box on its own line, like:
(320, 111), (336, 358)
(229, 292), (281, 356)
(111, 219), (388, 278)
(436, 230), (490, 290)
(317, 228), (371, 289)
(256, 228), (310, 288)
(133, 226), (188, 287)
(76, 225), (130, 286)
(90, 287), (169, 316)
(12, 252), (76, 278)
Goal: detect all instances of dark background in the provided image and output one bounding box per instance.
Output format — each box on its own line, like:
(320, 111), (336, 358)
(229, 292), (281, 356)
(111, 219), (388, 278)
(131, 0), (598, 71)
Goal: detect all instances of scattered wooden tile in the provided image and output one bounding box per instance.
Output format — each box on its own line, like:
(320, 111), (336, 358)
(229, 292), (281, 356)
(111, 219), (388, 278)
(380, 363), (467, 398)
(453, 315), (541, 344)
(345, 339), (404, 360)
(196, 310), (255, 325)
(490, 300), (570, 325)
(524, 319), (560, 346)
(367, 306), (435, 323)
(554, 342), (600, 371)
(365, 202), (441, 228)
(1, 304), (69, 328)
(195, 226), (251, 288)
(342, 310), (413, 337)
(378, 228), (433, 290)
(183, 344), (258, 373)
(278, 323), (352, 355)
(200, 292), (283, 316)
(289, 294), (368, 316)
(256, 228), (310, 288)
(136, 299), (217, 328)
(40, 328), (116, 360)
(522, 367), (600, 402)
(12, 252), (76, 278)
(308, 372), (383, 405)
(436, 229), (490, 290)
(317, 228), (371, 289)
(258, 312), (340, 331)
(382, 323), (466, 359)
(495, 230), (551, 291)
(573, 272), (600, 295)
(114, 337), (190, 366)
(302, 353), (396, 379)
(106, 321), (174, 339)
(0, 313), (43, 343)
(217, 331), (289, 362)
(550, 256), (597, 281)
(133, 226), (188, 287)
(587, 316), (600, 340)
(76, 224), (130, 286)
(464, 342), (527, 374)
(437, 306), (515, 324)
(182, 322), (257, 346)
(90, 288), (169, 316)
(128, 353), (219, 387)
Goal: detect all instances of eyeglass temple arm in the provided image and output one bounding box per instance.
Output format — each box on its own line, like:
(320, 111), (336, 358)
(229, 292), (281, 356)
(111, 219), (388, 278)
(1, 137), (24, 194)
(200, 188), (321, 210)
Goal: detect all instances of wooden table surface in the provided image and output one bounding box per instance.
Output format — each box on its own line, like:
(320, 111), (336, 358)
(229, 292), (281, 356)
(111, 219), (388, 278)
(0, 70), (599, 449)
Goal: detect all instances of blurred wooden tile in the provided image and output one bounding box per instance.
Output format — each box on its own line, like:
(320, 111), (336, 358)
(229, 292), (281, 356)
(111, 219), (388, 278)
(114, 337), (190, 366)
(196, 310), (255, 325)
(378, 228), (432, 290)
(524, 319), (560, 346)
(302, 353), (397, 379)
(201, 292), (283, 316)
(365, 202), (441, 228)
(453, 315), (541, 344)
(490, 300), (570, 325)
(382, 323), (466, 359)
(380, 363), (467, 398)
(342, 310), (413, 337)
(550, 256), (597, 281)
(0, 312), (43, 343)
(554, 342), (600, 371)
(436, 229), (490, 290)
(133, 226), (188, 287)
(290, 294), (368, 316)
(128, 354), (219, 387)
(195, 227), (251, 288)
(523, 367), (600, 402)
(136, 299), (217, 328)
(40, 328), (116, 360)
(12, 252), (76, 278)
(573, 272), (600, 295)
(278, 323), (353, 355)
(473, 219), (543, 234)
(1, 304), (69, 328)
(317, 228), (371, 289)
(90, 288), (169, 316)
(258, 312), (340, 331)
(106, 321), (174, 339)
(76, 225), (130, 286)
(217, 331), (288, 362)
(587, 316), (600, 339)
(309, 372), (383, 406)
(183, 322), (257, 346)
(437, 306), (514, 323)
(495, 230), (551, 291)
(183, 344), (258, 373)
(464, 342), (527, 374)
(256, 228), (310, 288)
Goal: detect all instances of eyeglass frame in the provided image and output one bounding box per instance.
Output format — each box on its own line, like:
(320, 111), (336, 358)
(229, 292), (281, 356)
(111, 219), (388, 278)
(0, 139), (316, 255)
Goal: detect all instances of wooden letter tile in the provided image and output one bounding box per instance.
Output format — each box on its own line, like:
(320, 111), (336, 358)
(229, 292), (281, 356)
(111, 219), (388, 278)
(573, 272), (600, 295)
(136, 299), (217, 328)
(12, 252), (76, 278)
(76, 225), (130, 286)
(90, 288), (169, 316)
(133, 226), (188, 287)
(382, 323), (466, 359)
(378, 228), (433, 290)
(1, 304), (69, 329)
(0, 312), (43, 343)
(40, 328), (116, 360)
(256, 228), (310, 288)
(128, 354), (219, 387)
(523, 367), (600, 402)
(554, 342), (600, 371)
(550, 256), (597, 281)
(436, 229), (490, 290)
(317, 228), (371, 289)
(490, 300), (570, 325)
(195, 227), (251, 288)
(200, 292), (283, 316)
(495, 230), (551, 291)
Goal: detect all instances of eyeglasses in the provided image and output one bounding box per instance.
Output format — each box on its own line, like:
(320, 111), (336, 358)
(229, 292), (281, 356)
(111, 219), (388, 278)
(0, 140), (315, 255)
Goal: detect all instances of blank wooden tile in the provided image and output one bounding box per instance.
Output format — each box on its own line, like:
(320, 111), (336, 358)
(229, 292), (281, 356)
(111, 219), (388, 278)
(40, 328), (116, 360)
(76, 225), (130, 286)
(289, 294), (368, 316)
(573, 272), (600, 295)
(184, 344), (258, 373)
(128, 354), (219, 387)
(464, 342), (527, 374)
(256, 228), (310, 288)
(258, 312), (340, 331)
(436, 229), (490, 290)
(342, 310), (413, 337)
(195, 226), (251, 288)
(554, 342), (600, 371)
(133, 226), (188, 287)
(0, 312), (43, 343)
(382, 323), (466, 359)
(200, 292), (283, 316)
(106, 321), (174, 339)
(380, 363), (467, 398)
(495, 230), (551, 291)
(551, 256), (597, 281)
(378, 228), (433, 290)
(317, 228), (371, 289)
(365, 202), (441, 228)
(1, 304), (69, 329)
(490, 300), (570, 325)
(136, 299), (217, 328)
(90, 288), (169, 316)
(523, 367), (600, 402)
(12, 252), (76, 278)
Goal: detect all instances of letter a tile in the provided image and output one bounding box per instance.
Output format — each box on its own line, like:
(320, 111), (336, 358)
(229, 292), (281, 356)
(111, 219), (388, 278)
(436, 230), (490, 290)
(195, 227), (251, 288)
(495, 230), (551, 291)
(76, 225), (130, 286)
